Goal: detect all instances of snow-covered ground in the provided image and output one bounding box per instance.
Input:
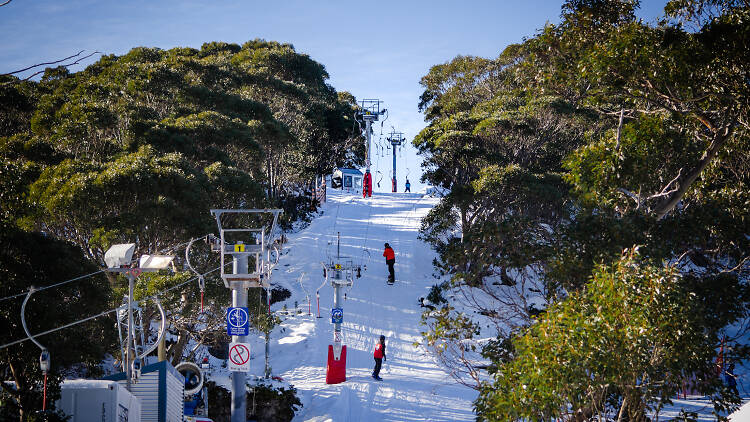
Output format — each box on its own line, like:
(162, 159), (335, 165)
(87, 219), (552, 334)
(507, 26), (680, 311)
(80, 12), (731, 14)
(254, 189), (477, 421)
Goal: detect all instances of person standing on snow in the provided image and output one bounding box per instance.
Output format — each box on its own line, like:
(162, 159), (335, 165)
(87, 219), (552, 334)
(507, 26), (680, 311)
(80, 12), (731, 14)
(725, 363), (739, 396)
(383, 243), (395, 282)
(405, 179), (411, 192)
(372, 335), (386, 380)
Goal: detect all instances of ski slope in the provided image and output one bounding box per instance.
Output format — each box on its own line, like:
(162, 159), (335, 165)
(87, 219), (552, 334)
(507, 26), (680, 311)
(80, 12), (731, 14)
(266, 188), (477, 421)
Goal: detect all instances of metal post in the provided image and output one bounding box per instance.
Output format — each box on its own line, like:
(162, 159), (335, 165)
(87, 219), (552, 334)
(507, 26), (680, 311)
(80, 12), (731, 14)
(265, 331), (270, 378)
(392, 142), (397, 192)
(332, 275), (342, 360)
(365, 119), (372, 174)
(388, 131), (403, 193)
(231, 255), (248, 422)
(332, 231), (343, 359)
(126, 274), (134, 392)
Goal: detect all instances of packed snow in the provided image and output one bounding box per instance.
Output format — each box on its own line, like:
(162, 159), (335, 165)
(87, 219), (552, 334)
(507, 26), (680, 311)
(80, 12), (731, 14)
(222, 189), (478, 421)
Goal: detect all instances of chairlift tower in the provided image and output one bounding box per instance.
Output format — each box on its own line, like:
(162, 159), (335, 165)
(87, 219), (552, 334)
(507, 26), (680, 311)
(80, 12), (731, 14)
(324, 232), (360, 384)
(209, 209), (283, 422)
(387, 130), (405, 192)
(357, 99), (386, 197)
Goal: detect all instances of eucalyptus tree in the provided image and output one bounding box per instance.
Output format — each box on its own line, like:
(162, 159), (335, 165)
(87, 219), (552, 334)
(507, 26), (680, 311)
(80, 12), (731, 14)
(1, 39), (363, 416)
(0, 224), (116, 421)
(416, 0), (749, 417)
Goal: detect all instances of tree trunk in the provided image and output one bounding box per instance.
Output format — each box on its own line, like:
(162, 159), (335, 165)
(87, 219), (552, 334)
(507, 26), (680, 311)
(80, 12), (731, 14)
(158, 330), (166, 362)
(616, 394), (628, 422)
(169, 328), (189, 367)
(6, 360), (24, 421)
(653, 126), (732, 220)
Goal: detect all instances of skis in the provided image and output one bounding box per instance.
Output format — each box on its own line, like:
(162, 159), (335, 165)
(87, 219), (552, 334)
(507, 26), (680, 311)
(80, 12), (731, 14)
(372, 375), (383, 381)
(387, 278), (395, 285)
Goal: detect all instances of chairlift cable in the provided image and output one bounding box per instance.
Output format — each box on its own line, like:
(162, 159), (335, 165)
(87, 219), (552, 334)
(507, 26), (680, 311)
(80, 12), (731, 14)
(0, 233), (212, 303)
(1, 265), (225, 351)
(0, 270), (106, 303)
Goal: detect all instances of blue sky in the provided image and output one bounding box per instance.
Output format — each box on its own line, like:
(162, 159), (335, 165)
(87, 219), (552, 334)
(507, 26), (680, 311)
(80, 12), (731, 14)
(1, 0), (667, 192)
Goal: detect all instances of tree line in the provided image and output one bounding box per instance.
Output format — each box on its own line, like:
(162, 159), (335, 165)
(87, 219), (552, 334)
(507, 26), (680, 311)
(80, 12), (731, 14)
(415, 0), (749, 420)
(1, 39), (363, 420)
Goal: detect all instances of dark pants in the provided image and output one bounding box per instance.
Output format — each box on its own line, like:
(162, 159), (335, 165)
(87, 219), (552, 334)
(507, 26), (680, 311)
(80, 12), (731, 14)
(373, 358), (383, 377)
(386, 259), (395, 280)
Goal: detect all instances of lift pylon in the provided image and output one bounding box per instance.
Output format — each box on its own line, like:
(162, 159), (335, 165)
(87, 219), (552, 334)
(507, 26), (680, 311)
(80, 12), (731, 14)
(357, 99), (386, 197)
(386, 130), (405, 192)
(324, 232), (360, 384)
(209, 208), (283, 422)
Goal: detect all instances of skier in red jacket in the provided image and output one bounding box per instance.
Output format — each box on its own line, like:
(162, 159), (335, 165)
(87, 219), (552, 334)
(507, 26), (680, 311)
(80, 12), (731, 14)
(372, 335), (386, 380)
(383, 243), (395, 283)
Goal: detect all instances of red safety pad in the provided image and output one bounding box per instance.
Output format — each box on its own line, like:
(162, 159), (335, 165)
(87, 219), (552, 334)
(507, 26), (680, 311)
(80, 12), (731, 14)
(363, 173), (372, 198)
(326, 345), (347, 384)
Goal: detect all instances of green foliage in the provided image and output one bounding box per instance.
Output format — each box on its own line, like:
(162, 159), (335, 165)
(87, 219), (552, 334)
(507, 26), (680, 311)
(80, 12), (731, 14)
(0, 224), (116, 420)
(426, 284), (447, 305)
(206, 381), (302, 422)
(416, 0), (750, 416)
(248, 382), (302, 422)
(7, 39), (361, 258)
(476, 249), (741, 421)
(1, 38), (361, 419)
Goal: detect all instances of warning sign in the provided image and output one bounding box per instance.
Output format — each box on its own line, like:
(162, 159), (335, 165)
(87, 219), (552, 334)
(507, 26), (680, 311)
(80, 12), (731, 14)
(228, 342), (251, 372)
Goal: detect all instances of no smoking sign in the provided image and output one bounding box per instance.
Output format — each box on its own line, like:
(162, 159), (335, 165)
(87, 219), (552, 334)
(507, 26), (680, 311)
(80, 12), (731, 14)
(227, 342), (251, 372)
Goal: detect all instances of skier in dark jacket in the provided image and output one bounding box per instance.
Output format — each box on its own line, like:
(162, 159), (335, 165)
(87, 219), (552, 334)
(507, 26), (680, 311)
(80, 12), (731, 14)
(383, 243), (395, 282)
(372, 335), (386, 380)
(725, 363), (739, 395)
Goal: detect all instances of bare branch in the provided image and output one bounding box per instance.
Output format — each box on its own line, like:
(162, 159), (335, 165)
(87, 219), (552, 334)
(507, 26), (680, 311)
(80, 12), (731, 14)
(646, 168), (683, 200)
(721, 256), (749, 274)
(615, 108), (624, 155)
(654, 125), (733, 220)
(0, 0), (12, 6)
(1, 50), (101, 85)
(618, 187), (642, 209)
(2, 50), (85, 76)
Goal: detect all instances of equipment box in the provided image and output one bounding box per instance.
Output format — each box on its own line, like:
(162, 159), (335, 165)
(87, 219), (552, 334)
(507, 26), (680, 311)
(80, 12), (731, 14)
(103, 360), (184, 422)
(58, 379), (141, 422)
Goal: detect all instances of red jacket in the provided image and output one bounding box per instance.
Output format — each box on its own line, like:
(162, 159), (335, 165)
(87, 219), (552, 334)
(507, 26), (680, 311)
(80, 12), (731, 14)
(383, 247), (395, 261)
(374, 342), (385, 359)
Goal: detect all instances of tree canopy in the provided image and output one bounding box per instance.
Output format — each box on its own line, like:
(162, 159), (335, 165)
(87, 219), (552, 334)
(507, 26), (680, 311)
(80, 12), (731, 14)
(416, 0), (749, 419)
(1, 39), (363, 420)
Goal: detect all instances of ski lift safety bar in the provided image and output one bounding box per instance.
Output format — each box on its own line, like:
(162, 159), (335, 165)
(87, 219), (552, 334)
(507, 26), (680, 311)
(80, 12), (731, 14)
(210, 209), (283, 289)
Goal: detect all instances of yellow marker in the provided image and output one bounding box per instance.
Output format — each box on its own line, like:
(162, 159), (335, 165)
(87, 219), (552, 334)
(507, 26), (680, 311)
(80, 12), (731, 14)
(234, 244), (245, 252)
(334, 264), (342, 270)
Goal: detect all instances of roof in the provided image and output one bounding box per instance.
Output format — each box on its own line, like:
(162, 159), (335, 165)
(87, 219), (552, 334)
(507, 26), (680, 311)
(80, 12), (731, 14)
(336, 168), (364, 176)
(102, 359), (183, 381)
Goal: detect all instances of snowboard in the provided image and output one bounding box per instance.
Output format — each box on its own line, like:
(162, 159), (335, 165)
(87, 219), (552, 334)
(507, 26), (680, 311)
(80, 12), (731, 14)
(372, 375), (383, 381)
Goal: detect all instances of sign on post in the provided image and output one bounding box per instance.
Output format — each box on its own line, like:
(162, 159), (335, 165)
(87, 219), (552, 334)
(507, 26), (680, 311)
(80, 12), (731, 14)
(226, 307), (249, 336)
(331, 308), (343, 324)
(228, 342), (251, 372)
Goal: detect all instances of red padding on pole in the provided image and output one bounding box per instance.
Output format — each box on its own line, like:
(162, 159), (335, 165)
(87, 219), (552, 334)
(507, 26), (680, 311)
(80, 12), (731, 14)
(325, 345), (347, 384)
